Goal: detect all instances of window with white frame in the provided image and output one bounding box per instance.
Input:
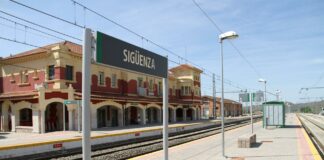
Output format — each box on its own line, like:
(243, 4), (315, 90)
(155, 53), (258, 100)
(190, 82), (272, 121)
(99, 71), (105, 86)
(138, 77), (143, 87)
(149, 79), (153, 91)
(20, 71), (28, 83)
(48, 65), (55, 80)
(158, 81), (162, 96)
(181, 86), (191, 96)
(65, 65), (74, 81)
(111, 73), (117, 88)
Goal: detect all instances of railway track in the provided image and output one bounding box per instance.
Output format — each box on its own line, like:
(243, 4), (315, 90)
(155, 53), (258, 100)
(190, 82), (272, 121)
(8, 117), (261, 160)
(298, 114), (324, 158)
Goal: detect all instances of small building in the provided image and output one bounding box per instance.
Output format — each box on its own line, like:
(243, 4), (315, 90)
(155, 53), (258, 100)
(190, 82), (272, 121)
(202, 96), (242, 118)
(262, 101), (285, 128)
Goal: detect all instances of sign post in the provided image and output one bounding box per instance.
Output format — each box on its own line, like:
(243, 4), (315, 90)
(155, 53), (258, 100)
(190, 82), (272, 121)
(250, 92), (253, 133)
(163, 77), (169, 160)
(63, 100), (81, 132)
(77, 100), (81, 133)
(94, 31), (168, 159)
(63, 103), (65, 131)
(82, 28), (92, 160)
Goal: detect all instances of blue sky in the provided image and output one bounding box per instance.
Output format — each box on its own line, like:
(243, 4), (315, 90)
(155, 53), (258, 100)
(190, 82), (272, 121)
(0, 0), (324, 103)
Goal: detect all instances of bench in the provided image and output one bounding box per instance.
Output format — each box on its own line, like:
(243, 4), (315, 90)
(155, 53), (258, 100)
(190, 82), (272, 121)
(238, 134), (256, 148)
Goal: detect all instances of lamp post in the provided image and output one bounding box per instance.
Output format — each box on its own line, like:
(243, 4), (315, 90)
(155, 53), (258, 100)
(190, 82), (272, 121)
(258, 78), (267, 102)
(219, 31), (239, 157)
(275, 89), (281, 101)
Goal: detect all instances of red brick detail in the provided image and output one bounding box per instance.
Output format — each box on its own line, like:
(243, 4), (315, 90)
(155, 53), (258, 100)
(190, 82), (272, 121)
(70, 72), (82, 91)
(181, 96), (193, 99)
(91, 99), (105, 104)
(153, 84), (158, 96)
(168, 88), (172, 98)
(45, 92), (68, 99)
(0, 77), (3, 93)
(105, 77), (111, 88)
(176, 89), (181, 98)
(91, 75), (98, 89)
(120, 79), (127, 95)
(12, 99), (38, 104)
(0, 71), (46, 93)
(54, 67), (65, 80)
(69, 72), (124, 94)
(194, 81), (200, 87)
(46, 81), (55, 90)
(127, 79), (137, 94)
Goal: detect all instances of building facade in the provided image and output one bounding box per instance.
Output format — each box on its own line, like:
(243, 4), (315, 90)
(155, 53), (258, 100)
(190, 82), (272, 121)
(0, 41), (202, 133)
(202, 96), (242, 119)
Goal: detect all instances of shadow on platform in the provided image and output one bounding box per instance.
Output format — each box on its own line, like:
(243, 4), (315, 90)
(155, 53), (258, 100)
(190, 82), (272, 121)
(0, 132), (10, 139)
(251, 142), (263, 148)
(284, 125), (301, 128)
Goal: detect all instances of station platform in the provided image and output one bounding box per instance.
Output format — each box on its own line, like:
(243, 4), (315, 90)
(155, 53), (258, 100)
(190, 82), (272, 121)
(130, 114), (322, 160)
(298, 113), (324, 154)
(0, 116), (253, 158)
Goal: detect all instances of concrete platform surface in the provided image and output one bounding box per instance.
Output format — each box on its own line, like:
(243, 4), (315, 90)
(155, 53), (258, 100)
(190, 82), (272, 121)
(130, 114), (322, 160)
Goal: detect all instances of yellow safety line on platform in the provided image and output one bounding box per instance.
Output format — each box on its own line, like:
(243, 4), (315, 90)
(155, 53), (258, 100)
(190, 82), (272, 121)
(297, 115), (322, 160)
(296, 116), (304, 160)
(301, 126), (322, 160)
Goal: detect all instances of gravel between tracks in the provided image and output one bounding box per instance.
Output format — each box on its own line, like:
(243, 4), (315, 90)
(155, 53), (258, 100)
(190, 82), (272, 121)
(53, 120), (255, 160)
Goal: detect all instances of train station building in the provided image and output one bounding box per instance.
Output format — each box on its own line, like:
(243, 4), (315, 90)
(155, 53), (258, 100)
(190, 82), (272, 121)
(201, 96), (242, 118)
(0, 41), (203, 133)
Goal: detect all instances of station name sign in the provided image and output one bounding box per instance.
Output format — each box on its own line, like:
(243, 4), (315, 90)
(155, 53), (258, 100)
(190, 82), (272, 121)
(95, 32), (168, 78)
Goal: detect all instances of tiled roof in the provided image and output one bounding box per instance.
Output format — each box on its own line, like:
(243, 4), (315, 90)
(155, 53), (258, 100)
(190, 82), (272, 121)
(169, 64), (203, 73)
(1, 41), (201, 79)
(2, 41), (82, 60)
(202, 95), (241, 104)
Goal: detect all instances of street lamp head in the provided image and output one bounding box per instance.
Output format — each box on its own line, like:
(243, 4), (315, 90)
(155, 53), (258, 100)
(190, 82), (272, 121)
(258, 78), (266, 83)
(219, 31), (239, 42)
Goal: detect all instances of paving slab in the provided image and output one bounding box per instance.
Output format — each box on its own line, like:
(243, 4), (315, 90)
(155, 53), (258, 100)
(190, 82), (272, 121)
(130, 114), (322, 160)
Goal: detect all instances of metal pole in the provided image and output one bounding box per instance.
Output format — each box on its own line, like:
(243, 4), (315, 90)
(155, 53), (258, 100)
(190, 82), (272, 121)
(77, 100), (81, 132)
(82, 28), (92, 160)
(163, 77), (169, 160)
(213, 73), (216, 119)
(220, 40), (225, 157)
(250, 92), (253, 133)
(63, 104), (65, 131)
(264, 82), (267, 102)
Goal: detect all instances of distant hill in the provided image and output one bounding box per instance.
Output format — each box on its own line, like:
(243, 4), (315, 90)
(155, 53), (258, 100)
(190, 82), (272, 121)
(290, 101), (324, 114)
